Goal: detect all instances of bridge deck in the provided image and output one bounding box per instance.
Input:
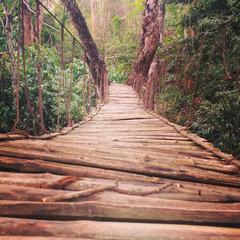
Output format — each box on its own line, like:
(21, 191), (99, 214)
(0, 84), (240, 239)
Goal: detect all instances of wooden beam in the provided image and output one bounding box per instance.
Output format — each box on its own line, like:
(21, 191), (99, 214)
(0, 199), (240, 224)
(1, 218), (240, 239)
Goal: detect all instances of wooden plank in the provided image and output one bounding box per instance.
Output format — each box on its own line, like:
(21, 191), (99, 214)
(0, 141), (222, 163)
(0, 156), (161, 183)
(1, 218), (240, 239)
(0, 200), (240, 224)
(0, 84), (239, 239)
(0, 238), (79, 240)
(1, 173), (240, 202)
(0, 145), (239, 187)
(2, 182), (240, 203)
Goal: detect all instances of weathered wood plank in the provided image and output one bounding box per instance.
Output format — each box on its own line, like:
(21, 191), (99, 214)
(0, 146), (239, 187)
(2, 182), (240, 203)
(0, 200), (240, 224)
(1, 173), (240, 202)
(0, 84), (239, 238)
(0, 141), (225, 165)
(1, 218), (240, 239)
(0, 238), (79, 240)
(0, 156), (161, 183)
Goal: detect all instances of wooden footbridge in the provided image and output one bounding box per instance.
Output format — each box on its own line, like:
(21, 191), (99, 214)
(0, 84), (240, 239)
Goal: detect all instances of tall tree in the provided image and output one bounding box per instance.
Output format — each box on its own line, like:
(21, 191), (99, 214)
(61, 0), (109, 103)
(1, 1), (20, 130)
(128, 0), (165, 94)
(36, 0), (46, 133)
(143, 58), (161, 110)
(22, 0), (34, 46)
(34, 0), (44, 38)
(22, 0), (46, 46)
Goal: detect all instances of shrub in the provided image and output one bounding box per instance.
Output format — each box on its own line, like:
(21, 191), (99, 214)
(191, 89), (240, 155)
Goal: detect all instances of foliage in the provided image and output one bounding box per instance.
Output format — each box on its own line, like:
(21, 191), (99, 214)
(0, 0), (92, 135)
(0, 44), (88, 134)
(74, 0), (145, 84)
(191, 90), (240, 155)
(111, 15), (122, 37)
(108, 70), (127, 83)
(105, 7), (140, 82)
(155, 86), (192, 125)
(0, 58), (14, 133)
(156, 0), (240, 155)
(127, 0), (145, 18)
(164, 3), (185, 44)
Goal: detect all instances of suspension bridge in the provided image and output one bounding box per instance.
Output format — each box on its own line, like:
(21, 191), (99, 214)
(0, 84), (240, 239)
(1, 0), (240, 239)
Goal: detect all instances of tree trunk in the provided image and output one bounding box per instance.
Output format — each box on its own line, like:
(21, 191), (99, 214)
(2, 3), (20, 130)
(61, 0), (109, 103)
(128, 0), (165, 94)
(22, 0), (34, 46)
(35, 0), (46, 133)
(144, 58), (160, 110)
(34, 1), (44, 40)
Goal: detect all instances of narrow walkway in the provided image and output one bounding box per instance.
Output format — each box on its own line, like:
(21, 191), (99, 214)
(0, 84), (240, 239)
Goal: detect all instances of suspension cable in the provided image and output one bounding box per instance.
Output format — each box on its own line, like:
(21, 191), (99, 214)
(38, 0), (84, 48)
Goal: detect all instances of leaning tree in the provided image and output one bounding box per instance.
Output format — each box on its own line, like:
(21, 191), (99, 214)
(61, 0), (109, 103)
(128, 0), (165, 96)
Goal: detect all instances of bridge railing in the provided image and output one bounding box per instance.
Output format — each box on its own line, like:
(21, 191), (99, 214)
(0, 0), (97, 135)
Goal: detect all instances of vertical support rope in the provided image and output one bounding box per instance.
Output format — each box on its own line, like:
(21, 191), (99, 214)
(67, 37), (75, 126)
(57, 21), (65, 129)
(88, 73), (92, 114)
(82, 60), (87, 116)
(60, 22), (65, 88)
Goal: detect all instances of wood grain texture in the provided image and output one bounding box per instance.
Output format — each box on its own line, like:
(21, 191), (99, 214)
(1, 218), (240, 240)
(0, 84), (239, 238)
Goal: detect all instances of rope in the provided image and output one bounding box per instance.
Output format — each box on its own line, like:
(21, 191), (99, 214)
(82, 61), (87, 115)
(67, 38), (75, 126)
(38, 0), (84, 48)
